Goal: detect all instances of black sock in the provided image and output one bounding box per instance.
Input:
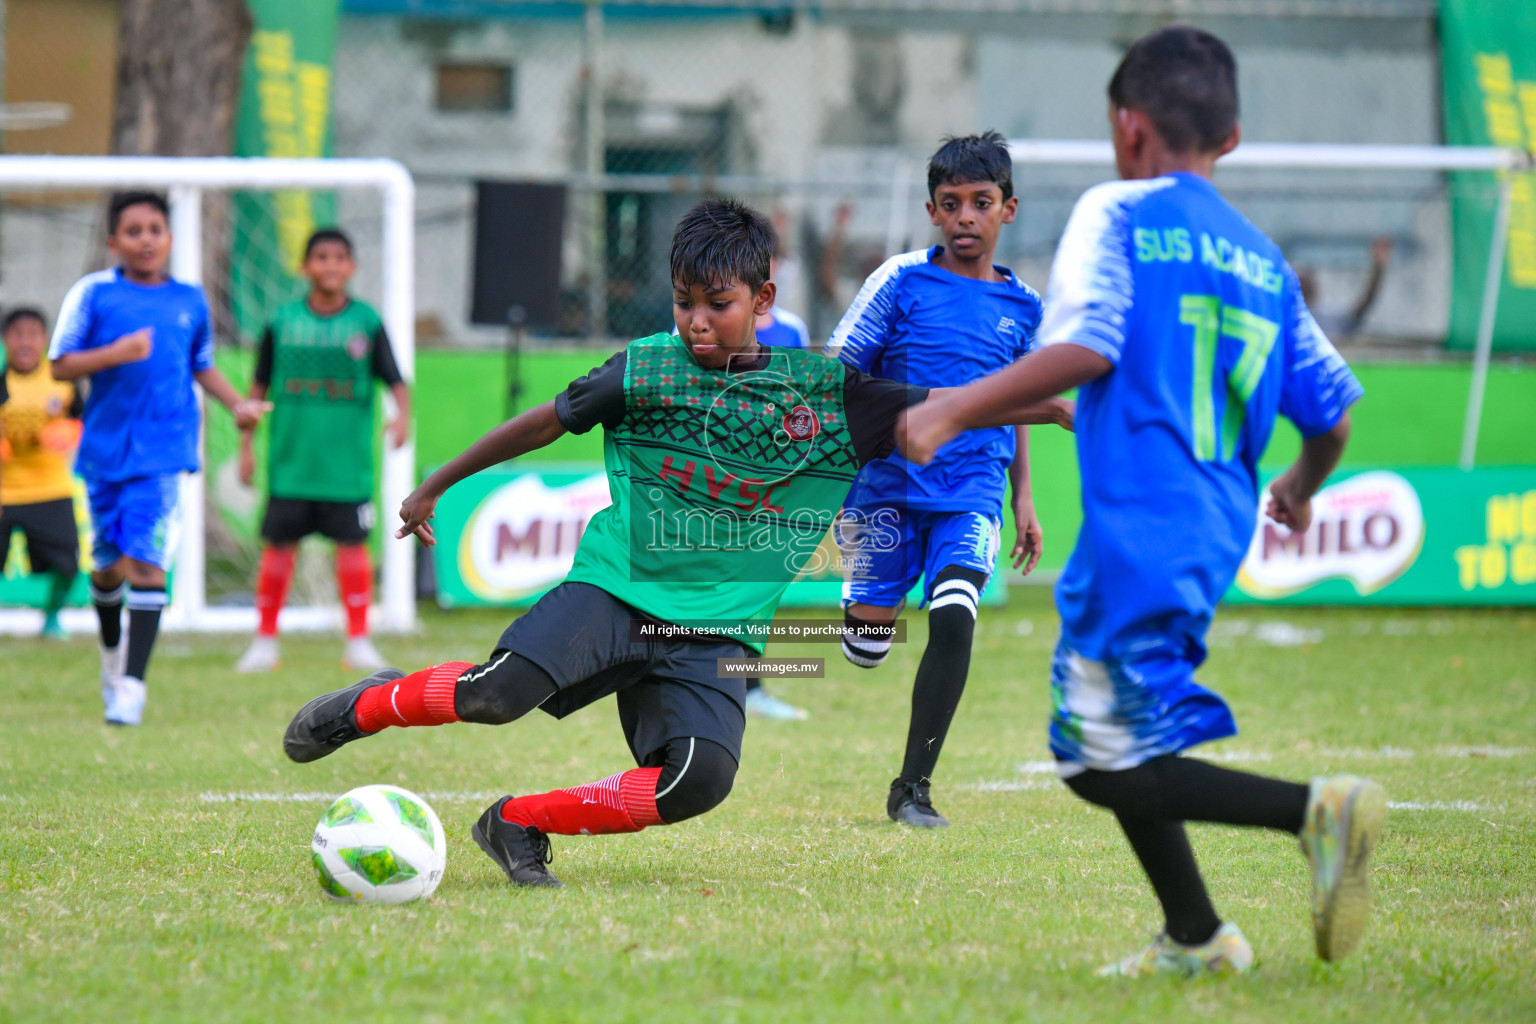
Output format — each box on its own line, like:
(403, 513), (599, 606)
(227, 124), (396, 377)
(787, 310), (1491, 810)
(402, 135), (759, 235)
(91, 580), (126, 649)
(896, 567), (985, 785)
(124, 587), (167, 682)
(1066, 756), (1309, 834)
(1115, 812), (1222, 946)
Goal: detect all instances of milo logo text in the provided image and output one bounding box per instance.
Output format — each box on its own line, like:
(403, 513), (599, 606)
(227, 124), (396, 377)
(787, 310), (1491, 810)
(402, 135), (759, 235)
(1237, 471), (1424, 598)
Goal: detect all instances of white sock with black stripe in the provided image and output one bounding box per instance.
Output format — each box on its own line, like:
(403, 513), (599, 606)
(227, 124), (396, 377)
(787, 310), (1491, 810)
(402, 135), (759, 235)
(842, 610), (894, 669)
(927, 576), (980, 618)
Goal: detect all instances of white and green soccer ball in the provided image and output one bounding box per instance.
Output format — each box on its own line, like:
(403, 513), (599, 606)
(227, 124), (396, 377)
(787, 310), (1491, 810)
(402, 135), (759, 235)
(311, 784), (446, 904)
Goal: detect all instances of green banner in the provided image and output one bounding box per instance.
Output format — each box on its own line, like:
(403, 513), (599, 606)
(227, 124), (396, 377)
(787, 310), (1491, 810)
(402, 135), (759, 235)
(230, 0), (343, 342)
(1441, 0), (1536, 351)
(1228, 466), (1536, 605)
(430, 464), (1005, 610)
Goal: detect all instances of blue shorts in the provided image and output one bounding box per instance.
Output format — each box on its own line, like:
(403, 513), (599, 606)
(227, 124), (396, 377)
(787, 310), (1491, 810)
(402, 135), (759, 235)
(86, 474), (181, 571)
(1047, 638), (1237, 773)
(839, 507), (1000, 608)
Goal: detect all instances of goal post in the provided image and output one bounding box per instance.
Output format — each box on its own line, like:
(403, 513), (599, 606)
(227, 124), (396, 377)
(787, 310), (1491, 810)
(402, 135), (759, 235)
(1005, 139), (1528, 471)
(0, 156), (416, 634)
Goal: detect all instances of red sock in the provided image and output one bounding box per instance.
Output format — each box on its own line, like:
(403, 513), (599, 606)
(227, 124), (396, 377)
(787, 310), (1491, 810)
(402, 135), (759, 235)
(354, 661), (471, 734)
(336, 544), (372, 639)
(255, 546), (296, 637)
(499, 768), (665, 835)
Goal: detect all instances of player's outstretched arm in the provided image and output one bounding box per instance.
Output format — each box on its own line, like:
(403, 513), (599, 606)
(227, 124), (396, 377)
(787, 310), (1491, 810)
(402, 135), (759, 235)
(397, 400), (567, 547)
(1266, 413), (1351, 533)
(921, 390), (1073, 429)
(901, 344), (1106, 464)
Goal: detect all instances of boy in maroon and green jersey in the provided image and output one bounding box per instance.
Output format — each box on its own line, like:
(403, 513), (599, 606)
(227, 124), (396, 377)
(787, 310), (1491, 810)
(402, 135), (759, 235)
(236, 228), (410, 674)
(281, 200), (1069, 889)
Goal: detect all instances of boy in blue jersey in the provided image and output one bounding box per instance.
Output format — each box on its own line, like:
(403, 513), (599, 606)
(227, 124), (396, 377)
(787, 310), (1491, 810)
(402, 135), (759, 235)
(50, 192), (268, 726)
(755, 247), (811, 350)
(829, 133), (1066, 828)
(756, 303), (810, 350)
(901, 28), (1385, 974)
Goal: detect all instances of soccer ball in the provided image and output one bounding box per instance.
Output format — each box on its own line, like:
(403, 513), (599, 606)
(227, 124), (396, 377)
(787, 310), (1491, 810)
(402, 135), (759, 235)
(310, 784), (446, 904)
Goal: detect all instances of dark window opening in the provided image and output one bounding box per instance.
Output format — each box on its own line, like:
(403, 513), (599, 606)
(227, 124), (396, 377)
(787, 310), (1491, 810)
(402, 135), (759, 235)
(435, 63), (513, 113)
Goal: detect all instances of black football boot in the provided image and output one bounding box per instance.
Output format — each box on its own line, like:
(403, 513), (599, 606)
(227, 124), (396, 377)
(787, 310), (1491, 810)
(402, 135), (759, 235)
(472, 797), (564, 888)
(282, 668), (404, 763)
(887, 778), (951, 828)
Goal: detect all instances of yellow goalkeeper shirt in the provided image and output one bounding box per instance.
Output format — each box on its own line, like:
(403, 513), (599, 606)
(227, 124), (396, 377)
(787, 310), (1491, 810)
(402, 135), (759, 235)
(0, 363), (82, 504)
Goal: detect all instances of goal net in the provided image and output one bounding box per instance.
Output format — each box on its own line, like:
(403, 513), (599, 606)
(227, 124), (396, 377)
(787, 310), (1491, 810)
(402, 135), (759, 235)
(0, 157), (415, 634)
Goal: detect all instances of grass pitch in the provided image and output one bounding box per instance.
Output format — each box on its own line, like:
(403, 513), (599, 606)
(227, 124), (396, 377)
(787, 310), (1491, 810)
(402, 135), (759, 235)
(2, 589), (1533, 1023)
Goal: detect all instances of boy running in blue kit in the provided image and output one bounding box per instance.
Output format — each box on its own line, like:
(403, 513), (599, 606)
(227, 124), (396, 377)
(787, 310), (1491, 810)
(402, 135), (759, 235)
(901, 28), (1384, 973)
(829, 133), (1067, 827)
(51, 192), (268, 725)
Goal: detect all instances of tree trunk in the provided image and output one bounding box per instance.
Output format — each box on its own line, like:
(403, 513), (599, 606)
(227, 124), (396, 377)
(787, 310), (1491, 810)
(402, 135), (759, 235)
(109, 0), (252, 342)
(111, 0), (252, 158)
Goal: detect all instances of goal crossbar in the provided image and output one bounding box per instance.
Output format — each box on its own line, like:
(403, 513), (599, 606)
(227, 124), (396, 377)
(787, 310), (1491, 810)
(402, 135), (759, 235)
(1005, 140), (1532, 470)
(0, 156), (416, 634)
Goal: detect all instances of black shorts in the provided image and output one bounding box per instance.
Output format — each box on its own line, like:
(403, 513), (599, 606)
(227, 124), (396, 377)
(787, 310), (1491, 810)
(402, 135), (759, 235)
(497, 582), (753, 764)
(260, 497), (374, 545)
(0, 497), (80, 576)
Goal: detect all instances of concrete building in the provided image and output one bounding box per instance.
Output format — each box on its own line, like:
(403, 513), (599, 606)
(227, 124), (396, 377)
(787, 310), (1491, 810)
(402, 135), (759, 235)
(332, 0), (1447, 347)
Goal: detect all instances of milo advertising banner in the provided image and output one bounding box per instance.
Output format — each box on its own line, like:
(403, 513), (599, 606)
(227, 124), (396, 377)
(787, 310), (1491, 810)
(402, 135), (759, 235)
(230, 0), (343, 341)
(431, 465), (1004, 609)
(1229, 466), (1536, 605)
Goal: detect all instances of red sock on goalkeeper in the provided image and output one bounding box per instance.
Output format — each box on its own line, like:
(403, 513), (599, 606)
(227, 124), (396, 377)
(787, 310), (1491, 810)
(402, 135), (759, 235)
(335, 544), (372, 639)
(255, 545), (296, 638)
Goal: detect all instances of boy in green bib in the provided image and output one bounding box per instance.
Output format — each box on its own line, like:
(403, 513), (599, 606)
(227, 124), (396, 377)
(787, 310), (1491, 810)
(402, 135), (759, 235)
(236, 229), (411, 674)
(282, 200), (1069, 888)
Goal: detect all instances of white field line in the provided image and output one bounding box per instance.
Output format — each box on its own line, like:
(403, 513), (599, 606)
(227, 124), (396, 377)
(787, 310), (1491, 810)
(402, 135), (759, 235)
(3, 787), (1514, 815)
(1014, 746), (1527, 776)
(42, 748), (1531, 808)
(1387, 800), (1505, 812)
(965, 779), (1059, 792)
(962, 782), (1511, 813)
(197, 790), (501, 804)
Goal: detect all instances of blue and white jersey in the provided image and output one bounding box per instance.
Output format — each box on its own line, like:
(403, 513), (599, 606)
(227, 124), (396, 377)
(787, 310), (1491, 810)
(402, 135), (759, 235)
(1044, 173), (1363, 662)
(828, 246), (1043, 517)
(49, 268), (215, 481)
(757, 307), (811, 349)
